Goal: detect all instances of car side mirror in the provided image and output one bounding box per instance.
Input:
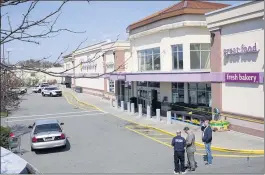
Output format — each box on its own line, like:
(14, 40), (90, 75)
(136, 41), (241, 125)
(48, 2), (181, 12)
(28, 125), (33, 129)
(60, 122), (64, 125)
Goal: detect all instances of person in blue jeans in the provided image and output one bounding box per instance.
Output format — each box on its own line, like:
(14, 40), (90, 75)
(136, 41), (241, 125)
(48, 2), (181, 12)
(201, 120), (213, 165)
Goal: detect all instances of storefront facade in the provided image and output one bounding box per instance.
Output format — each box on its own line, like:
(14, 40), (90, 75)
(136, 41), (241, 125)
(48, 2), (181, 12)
(64, 41), (130, 99)
(63, 53), (75, 87)
(116, 1), (228, 114)
(206, 1), (264, 137)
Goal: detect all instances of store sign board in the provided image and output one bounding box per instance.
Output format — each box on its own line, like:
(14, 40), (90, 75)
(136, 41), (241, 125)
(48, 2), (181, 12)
(225, 73), (260, 83)
(223, 43), (259, 57)
(105, 62), (114, 69)
(80, 59), (97, 71)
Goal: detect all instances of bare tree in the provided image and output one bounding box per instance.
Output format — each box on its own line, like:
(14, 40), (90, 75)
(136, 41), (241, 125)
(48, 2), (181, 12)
(0, 0), (86, 45)
(0, 67), (23, 112)
(0, 0), (88, 111)
(0, 0), (131, 112)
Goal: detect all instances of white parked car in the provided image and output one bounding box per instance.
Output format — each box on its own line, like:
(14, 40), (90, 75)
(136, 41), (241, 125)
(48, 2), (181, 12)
(41, 87), (62, 97)
(34, 83), (49, 93)
(32, 85), (39, 93)
(10, 87), (27, 95)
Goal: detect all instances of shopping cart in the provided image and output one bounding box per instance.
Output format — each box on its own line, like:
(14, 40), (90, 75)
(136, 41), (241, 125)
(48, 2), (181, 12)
(8, 132), (22, 154)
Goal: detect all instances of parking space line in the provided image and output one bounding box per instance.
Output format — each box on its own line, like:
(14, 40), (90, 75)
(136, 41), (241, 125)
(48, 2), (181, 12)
(6, 112), (108, 122)
(148, 133), (165, 136)
(125, 126), (264, 158)
(8, 110), (100, 119)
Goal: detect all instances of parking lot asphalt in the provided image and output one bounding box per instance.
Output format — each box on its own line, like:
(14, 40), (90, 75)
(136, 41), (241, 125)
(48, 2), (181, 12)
(3, 90), (264, 174)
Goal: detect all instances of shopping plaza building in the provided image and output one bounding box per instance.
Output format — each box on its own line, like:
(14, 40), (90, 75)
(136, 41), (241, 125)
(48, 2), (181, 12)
(63, 40), (130, 100)
(205, 1), (264, 137)
(64, 1), (264, 137)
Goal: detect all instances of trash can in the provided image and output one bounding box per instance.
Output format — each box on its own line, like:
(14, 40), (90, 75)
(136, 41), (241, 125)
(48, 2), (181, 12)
(65, 83), (71, 88)
(75, 86), (83, 93)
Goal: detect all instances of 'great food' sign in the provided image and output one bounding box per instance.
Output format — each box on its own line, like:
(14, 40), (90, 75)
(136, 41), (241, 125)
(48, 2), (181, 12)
(223, 43), (259, 57)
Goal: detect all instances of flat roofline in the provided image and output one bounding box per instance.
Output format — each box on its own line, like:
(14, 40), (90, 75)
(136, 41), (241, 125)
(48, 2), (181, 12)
(205, 1), (253, 16)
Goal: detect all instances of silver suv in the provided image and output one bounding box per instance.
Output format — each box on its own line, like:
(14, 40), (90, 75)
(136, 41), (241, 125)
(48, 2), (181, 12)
(42, 87), (62, 97)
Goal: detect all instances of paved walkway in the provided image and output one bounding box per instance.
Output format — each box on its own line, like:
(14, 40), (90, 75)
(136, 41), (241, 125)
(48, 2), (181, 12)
(63, 87), (264, 150)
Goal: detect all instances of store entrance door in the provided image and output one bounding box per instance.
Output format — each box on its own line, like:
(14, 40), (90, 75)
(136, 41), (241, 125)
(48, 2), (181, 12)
(151, 89), (158, 116)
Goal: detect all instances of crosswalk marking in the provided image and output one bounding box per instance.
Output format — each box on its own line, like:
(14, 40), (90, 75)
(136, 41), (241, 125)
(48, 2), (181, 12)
(6, 112), (107, 123)
(8, 110), (100, 119)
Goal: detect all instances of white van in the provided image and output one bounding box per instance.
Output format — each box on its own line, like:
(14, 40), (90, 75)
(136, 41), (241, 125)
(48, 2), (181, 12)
(1, 147), (42, 174)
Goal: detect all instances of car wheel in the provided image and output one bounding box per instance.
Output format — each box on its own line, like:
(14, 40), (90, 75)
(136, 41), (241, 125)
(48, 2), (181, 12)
(38, 89), (41, 93)
(42, 93), (45, 97)
(31, 146), (35, 152)
(50, 93), (53, 97)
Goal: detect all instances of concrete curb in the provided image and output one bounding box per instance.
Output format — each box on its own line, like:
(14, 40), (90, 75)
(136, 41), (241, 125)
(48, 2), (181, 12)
(62, 90), (264, 155)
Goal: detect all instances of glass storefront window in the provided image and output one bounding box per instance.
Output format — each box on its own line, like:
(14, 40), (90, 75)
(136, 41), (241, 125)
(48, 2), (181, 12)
(109, 80), (115, 93)
(188, 83), (211, 106)
(172, 83), (184, 103)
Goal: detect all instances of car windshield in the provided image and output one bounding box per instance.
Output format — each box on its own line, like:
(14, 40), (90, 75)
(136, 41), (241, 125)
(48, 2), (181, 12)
(46, 87), (58, 90)
(41, 84), (49, 87)
(34, 123), (61, 134)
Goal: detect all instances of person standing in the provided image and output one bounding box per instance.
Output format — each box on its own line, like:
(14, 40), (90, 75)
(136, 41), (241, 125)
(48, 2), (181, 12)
(202, 120), (213, 165)
(183, 127), (196, 171)
(171, 130), (186, 174)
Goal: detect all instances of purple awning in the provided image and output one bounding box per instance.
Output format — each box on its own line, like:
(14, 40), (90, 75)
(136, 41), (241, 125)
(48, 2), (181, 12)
(106, 71), (263, 83)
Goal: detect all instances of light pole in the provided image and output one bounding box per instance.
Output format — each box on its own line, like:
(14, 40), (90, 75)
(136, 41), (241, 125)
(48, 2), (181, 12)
(7, 50), (11, 65)
(2, 38), (5, 63)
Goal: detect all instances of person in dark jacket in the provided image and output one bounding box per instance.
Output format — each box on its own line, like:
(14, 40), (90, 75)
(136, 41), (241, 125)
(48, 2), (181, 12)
(201, 120), (213, 165)
(171, 130), (186, 174)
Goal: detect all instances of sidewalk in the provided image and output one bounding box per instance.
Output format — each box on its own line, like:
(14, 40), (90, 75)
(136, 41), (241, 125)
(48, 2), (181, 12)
(63, 88), (264, 151)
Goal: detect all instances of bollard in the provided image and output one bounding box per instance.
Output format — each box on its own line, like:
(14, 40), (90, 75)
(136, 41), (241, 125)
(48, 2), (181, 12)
(147, 105), (151, 119)
(131, 103), (135, 114)
(110, 98), (113, 107)
(167, 111), (172, 124)
(121, 101), (124, 111)
(115, 100), (119, 109)
(138, 104), (142, 118)
(127, 102), (131, 113)
(156, 109), (161, 122)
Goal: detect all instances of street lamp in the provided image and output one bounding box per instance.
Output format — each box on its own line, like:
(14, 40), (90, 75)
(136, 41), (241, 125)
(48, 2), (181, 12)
(1, 37), (5, 64)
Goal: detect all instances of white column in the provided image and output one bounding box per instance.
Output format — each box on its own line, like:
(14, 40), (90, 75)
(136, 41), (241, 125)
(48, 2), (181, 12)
(121, 101), (124, 111)
(115, 99), (119, 109)
(156, 109), (161, 122)
(147, 105), (151, 119)
(131, 103), (135, 114)
(127, 102), (131, 113)
(110, 98), (113, 107)
(138, 104), (142, 118)
(167, 111), (172, 124)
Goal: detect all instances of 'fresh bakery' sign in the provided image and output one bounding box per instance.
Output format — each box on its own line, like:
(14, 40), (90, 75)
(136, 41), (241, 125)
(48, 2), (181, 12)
(225, 73), (260, 83)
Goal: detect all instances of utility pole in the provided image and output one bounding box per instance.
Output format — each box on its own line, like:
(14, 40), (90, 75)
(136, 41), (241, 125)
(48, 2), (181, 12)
(2, 39), (5, 64)
(7, 50), (11, 65)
